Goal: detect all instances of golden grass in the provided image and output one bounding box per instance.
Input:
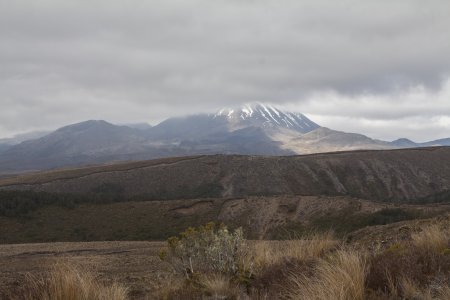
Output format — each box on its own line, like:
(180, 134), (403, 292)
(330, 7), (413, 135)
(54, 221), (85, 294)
(437, 285), (450, 299)
(21, 262), (128, 300)
(397, 277), (450, 300)
(399, 277), (433, 300)
(411, 224), (449, 252)
(201, 273), (229, 294)
(286, 249), (367, 300)
(200, 273), (243, 298)
(252, 231), (337, 271)
(152, 272), (244, 299)
(152, 274), (185, 300)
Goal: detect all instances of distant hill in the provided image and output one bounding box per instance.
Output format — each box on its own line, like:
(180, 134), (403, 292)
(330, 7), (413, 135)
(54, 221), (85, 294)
(121, 122), (153, 130)
(0, 130), (50, 145)
(420, 138), (450, 147)
(0, 130), (50, 155)
(2, 147), (450, 202)
(0, 103), (449, 173)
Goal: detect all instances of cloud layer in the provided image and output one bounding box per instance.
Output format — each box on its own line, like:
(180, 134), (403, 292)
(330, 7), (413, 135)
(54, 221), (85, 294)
(1, 0), (450, 140)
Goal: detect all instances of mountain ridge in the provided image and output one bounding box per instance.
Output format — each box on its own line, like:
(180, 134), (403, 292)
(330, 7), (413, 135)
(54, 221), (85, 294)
(0, 102), (449, 174)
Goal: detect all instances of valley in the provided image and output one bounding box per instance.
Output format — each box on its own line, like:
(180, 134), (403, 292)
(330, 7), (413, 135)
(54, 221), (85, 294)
(1, 147), (450, 244)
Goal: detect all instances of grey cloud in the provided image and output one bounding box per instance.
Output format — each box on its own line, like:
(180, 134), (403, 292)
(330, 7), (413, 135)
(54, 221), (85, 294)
(1, 0), (450, 140)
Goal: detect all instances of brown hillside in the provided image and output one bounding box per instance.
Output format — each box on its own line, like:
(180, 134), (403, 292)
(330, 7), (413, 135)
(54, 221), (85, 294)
(1, 147), (450, 201)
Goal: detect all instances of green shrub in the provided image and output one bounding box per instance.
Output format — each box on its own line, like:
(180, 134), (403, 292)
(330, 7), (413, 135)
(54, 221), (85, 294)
(161, 222), (253, 280)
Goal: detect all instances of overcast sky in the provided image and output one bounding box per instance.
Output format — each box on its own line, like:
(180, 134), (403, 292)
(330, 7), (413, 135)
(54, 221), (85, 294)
(1, 0), (450, 142)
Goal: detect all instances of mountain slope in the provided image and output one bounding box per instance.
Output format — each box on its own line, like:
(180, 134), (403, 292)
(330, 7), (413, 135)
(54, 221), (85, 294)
(0, 144), (10, 154)
(275, 127), (392, 154)
(145, 114), (229, 140)
(2, 147), (450, 202)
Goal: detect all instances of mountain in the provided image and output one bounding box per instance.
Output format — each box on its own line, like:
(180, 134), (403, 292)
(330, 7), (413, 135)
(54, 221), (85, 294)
(144, 103), (319, 142)
(0, 103), (449, 174)
(0, 120), (151, 172)
(391, 138), (418, 147)
(214, 103), (320, 133)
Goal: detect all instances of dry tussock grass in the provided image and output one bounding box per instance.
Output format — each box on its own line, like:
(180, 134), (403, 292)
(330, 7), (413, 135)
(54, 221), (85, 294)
(252, 231), (337, 271)
(366, 223), (450, 300)
(399, 277), (433, 300)
(7, 224), (447, 299)
(200, 273), (244, 298)
(437, 285), (450, 299)
(200, 273), (229, 295)
(152, 273), (185, 300)
(375, 276), (450, 300)
(15, 262), (128, 300)
(411, 224), (449, 252)
(154, 273), (245, 300)
(285, 249), (367, 300)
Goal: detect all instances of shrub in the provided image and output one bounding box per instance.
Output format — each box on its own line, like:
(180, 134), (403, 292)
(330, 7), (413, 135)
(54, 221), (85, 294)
(161, 222), (253, 280)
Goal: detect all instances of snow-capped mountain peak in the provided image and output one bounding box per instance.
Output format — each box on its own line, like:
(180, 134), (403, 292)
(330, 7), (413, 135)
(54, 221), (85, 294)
(214, 103), (319, 133)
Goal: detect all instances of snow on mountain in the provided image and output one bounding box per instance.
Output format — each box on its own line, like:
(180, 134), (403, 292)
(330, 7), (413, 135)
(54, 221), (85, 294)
(214, 103), (319, 133)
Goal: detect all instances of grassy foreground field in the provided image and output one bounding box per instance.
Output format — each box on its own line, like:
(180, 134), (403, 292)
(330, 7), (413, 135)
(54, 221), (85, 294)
(0, 241), (167, 299)
(1, 214), (449, 299)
